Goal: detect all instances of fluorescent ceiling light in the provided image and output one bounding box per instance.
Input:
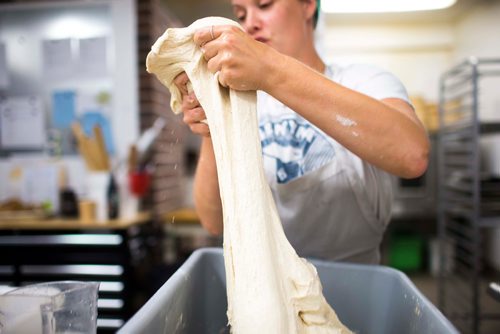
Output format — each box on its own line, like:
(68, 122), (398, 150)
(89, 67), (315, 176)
(322, 0), (457, 13)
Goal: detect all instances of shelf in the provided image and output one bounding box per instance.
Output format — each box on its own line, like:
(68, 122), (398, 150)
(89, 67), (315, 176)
(0, 212), (151, 230)
(480, 122), (500, 135)
(438, 58), (500, 334)
(438, 120), (500, 136)
(479, 216), (500, 228)
(162, 207), (200, 225)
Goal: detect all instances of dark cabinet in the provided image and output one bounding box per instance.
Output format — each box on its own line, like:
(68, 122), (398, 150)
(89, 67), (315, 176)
(0, 216), (157, 333)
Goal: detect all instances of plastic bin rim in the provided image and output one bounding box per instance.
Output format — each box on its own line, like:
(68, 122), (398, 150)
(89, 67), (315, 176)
(189, 248), (457, 333)
(119, 247), (458, 334)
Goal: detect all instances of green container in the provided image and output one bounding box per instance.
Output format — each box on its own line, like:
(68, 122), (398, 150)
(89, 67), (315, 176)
(389, 235), (424, 271)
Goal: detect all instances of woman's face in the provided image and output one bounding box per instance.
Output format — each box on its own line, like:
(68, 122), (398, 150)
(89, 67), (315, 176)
(231, 0), (315, 58)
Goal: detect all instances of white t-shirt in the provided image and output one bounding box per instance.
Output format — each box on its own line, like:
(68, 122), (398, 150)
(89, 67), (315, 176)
(257, 63), (410, 264)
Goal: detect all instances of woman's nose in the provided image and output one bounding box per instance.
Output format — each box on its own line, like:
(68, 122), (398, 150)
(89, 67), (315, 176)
(243, 9), (261, 34)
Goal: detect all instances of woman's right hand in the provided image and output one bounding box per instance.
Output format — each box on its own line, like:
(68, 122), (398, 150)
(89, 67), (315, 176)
(173, 72), (210, 137)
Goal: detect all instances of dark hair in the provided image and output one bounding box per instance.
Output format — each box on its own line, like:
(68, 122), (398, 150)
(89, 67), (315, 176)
(313, 0), (320, 28)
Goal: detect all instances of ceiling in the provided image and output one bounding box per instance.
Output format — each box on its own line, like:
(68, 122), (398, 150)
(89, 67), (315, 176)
(162, 0), (499, 26)
(324, 0), (499, 25)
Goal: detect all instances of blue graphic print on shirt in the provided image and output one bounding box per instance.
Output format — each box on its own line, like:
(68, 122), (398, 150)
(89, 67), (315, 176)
(259, 117), (335, 184)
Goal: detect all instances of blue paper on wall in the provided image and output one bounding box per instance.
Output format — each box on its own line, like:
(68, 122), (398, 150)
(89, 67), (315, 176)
(80, 112), (115, 155)
(52, 91), (76, 128)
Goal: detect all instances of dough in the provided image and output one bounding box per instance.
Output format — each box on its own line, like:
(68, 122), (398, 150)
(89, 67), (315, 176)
(146, 17), (352, 334)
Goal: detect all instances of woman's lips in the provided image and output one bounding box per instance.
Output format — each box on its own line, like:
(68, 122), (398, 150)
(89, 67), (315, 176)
(255, 37), (268, 43)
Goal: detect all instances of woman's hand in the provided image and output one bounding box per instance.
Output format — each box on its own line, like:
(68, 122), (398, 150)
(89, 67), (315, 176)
(194, 25), (278, 91)
(173, 72), (210, 137)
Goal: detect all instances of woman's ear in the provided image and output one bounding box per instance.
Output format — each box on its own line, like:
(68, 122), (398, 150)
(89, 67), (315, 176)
(301, 0), (317, 24)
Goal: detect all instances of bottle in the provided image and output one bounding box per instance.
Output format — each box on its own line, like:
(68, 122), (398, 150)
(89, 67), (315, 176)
(107, 173), (119, 219)
(58, 167), (79, 218)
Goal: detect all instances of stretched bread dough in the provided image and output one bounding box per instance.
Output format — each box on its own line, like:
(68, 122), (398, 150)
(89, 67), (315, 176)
(146, 17), (352, 334)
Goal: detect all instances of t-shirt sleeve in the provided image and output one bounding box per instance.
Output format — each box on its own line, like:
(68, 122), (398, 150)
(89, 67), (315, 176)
(346, 64), (411, 104)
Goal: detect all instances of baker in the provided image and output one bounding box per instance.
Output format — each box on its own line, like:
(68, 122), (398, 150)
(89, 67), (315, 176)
(174, 0), (429, 264)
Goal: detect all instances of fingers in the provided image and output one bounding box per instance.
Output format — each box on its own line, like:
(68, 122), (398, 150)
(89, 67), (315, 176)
(194, 26), (248, 89)
(206, 52), (224, 74)
(194, 25), (227, 79)
(182, 106), (206, 124)
(194, 25), (224, 47)
(189, 122), (210, 137)
(182, 91), (206, 125)
(174, 73), (203, 118)
(182, 91), (199, 110)
(173, 72), (189, 95)
(173, 72), (210, 136)
(190, 124), (210, 137)
(200, 40), (219, 61)
(195, 25), (242, 55)
(215, 71), (228, 88)
(183, 106), (210, 136)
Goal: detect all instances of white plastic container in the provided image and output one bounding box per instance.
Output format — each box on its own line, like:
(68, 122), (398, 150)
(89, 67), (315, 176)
(86, 172), (110, 222)
(0, 281), (99, 334)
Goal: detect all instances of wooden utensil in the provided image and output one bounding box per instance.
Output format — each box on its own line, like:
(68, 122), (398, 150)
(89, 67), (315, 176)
(93, 125), (110, 171)
(72, 122), (94, 170)
(72, 122), (110, 171)
(128, 144), (138, 173)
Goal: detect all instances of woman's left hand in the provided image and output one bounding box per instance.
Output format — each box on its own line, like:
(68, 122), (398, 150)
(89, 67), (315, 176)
(194, 25), (279, 91)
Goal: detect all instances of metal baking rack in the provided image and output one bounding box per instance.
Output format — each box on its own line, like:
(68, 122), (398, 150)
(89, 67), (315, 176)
(437, 57), (500, 333)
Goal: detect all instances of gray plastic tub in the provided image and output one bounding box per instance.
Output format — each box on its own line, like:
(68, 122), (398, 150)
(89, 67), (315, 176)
(120, 248), (457, 334)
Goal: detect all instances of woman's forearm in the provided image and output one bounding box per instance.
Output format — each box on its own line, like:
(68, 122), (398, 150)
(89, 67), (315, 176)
(194, 137), (224, 235)
(262, 54), (429, 179)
